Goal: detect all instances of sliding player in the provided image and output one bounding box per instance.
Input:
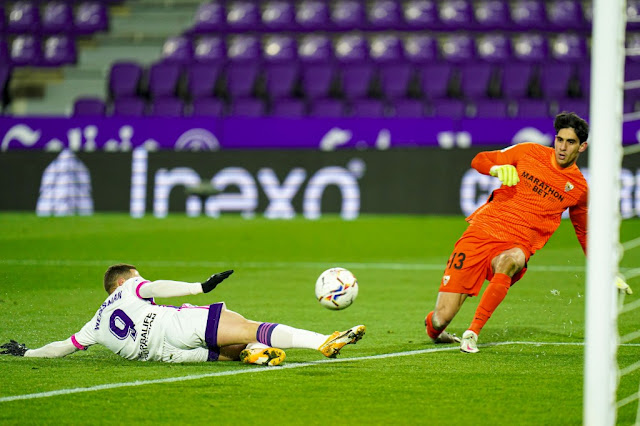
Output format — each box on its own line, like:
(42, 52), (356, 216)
(425, 111), (596, 353)
(1, 264), (365, 364)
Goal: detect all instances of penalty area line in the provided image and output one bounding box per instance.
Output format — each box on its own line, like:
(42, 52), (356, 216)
(0, 340), (617, 404)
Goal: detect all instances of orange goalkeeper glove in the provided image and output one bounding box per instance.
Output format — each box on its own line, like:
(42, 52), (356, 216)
(490, 165), (520, 187)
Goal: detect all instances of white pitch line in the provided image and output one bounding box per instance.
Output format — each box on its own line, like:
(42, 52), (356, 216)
(3, 341), (638, 404)
(0, 258), (588, 273)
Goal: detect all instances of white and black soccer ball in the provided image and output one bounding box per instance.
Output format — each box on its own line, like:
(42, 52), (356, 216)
(315, 267), (359, 310)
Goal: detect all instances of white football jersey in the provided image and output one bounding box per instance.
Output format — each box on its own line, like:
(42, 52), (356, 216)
(73, 277), (175, 361)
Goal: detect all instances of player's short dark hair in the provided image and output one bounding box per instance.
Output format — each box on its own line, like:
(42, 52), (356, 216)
(104, 263), (137, 294)
(554, 111), (589, 143)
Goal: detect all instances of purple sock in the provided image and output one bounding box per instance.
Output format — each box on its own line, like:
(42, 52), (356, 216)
(256, 322), (279, 346)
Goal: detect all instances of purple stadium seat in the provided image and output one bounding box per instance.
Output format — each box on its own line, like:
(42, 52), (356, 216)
(512, 33), (549, 62)
(504, 33), (549, 98)
(74, 1), (108, 34)
(112, 96), (145, 116)
(309, 98), (345, 117)
(460, 63), (493, 98)
(392, 99), (425, 117)
(0, 40), (10, 66)
(334, 34), (373, 100)
(577, 66), (590, 97)
(547, 0), (585, 30)
(296, 0), (330, 30)
(431, 98), (466, 118)
(191, 97), (224, 116)
(624, 97), (637, 114)
(230, 97), (265, 117)
(193, 35), (226, 63)
(11, 35), (42, 66)
(147, 62), (181, 99)
(538, 35), (586, 100)
(510, 0), (547, 30)
(550, 34), (587, 63)
(43, 35), (76, 66)
(226, 1), (260, 32)
(271, 98), (306, 117)
(555, 99), (589, 118)
(42, 1), (74, 34)
(515, 99), (549, 117)
(331, 0), (366, 30)
(0, 7), (5, 34)
(350, 99), (386, 117)
(72, 97), (106, 116)
(299, 35), (335, 99)
(439, 33), (475, 63)
(186, 63), (222, 99)
(370, 34), (404, 63)
(262, 1), (296, 31)
(472, 99), (509, 118)
(420, 63), (454, 99)
(191, 2), (226, 34)
(226, 35), (261, 98)
(109, 61), (143, 99)
(161, 36), (193, 65)
(403, 34), (438, 64)
(628, 0), (640, 30)
(502, 63), (535, 99)
(438, 0), (473, 30)
(149, 96), (184, 117)
(8, 1), (40, 34)
(368, 0), (403, 29)
(473, 0), (510, 30)
(403, 0), (439, 29)
(263, 35), (299, 99)
(476, 34), (511, 63)
(372, 35), (412, 99)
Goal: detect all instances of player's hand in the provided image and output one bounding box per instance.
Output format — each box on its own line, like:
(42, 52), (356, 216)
(201, 270), (234, 293)
(616, 274), (633, 295)
(0, 340), (28, 356)
(490, 165), (520, 187)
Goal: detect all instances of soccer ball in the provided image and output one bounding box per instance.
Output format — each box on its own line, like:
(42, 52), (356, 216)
(315, 267), (359, 310)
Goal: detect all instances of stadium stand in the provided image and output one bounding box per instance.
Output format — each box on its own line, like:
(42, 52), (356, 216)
(0, 0), (630, 119)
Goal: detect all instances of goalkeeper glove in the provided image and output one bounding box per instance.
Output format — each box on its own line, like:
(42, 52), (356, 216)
(490, 165), (520, 187)
(201, 270), (234, 293)
(616, 274), (633, 295)
(0, 340), (28, 356)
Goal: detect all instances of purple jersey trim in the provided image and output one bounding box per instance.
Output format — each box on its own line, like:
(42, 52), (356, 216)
(256, 323), (279, 347)
(204, 302), (224, 351)
(71, 335), (87, 350)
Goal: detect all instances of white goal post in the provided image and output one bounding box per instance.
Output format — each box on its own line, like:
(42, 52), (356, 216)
(584, 0), (626, 425)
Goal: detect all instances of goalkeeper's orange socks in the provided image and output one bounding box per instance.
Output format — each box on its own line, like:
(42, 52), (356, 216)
(425, 311), (442, 340)
(469, 273), (511, 335)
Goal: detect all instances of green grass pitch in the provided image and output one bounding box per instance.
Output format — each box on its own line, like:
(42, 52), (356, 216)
(0, 213), (638, 425)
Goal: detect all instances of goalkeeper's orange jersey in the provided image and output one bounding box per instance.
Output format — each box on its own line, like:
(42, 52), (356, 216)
(467, 142), (588, 255)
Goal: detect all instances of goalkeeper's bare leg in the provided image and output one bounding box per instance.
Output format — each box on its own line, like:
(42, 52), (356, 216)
(425, 292), (468, 344)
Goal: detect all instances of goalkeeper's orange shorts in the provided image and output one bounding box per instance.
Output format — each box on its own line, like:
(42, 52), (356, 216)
(439, 227), (531, 296)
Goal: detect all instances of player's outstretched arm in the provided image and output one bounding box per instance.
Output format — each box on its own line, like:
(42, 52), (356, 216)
(201, 270), (234, 293)
(1, 338), (78, 358)
(137, 270), (234, 298)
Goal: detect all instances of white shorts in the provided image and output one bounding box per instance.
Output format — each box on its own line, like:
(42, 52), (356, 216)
(161, 302), (226, 362)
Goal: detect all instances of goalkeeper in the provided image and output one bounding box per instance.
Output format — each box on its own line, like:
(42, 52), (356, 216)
(1, 264), (365, 364)
(424, 111), (632, 354)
